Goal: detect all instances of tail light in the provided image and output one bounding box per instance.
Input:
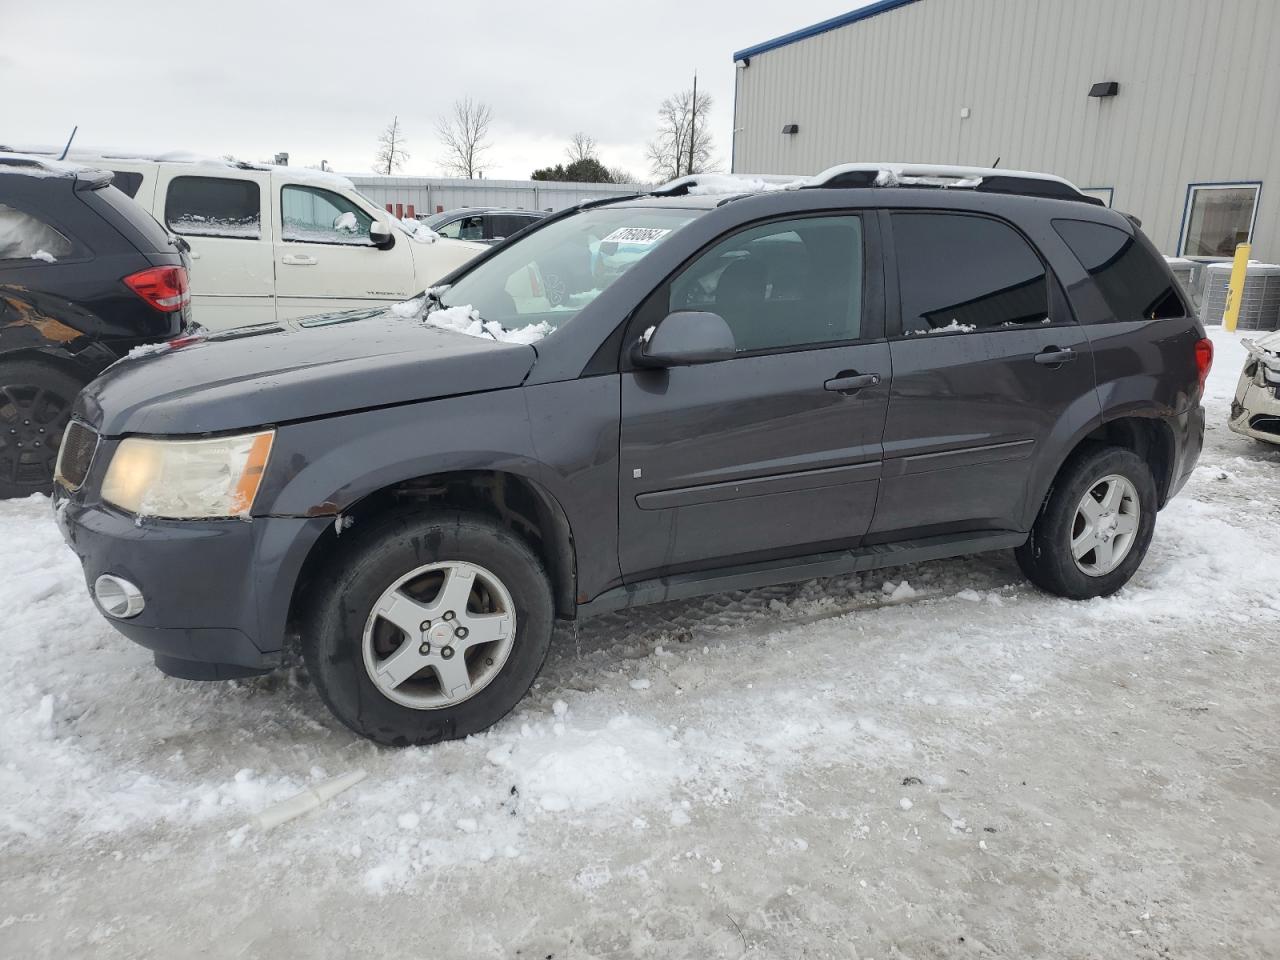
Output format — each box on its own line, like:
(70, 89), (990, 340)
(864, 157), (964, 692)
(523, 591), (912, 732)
(1194, 337), (1213, 393)
(123, 265), (190, 313)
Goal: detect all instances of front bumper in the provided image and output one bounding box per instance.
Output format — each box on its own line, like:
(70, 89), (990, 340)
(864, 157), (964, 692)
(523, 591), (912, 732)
(55, 490), (331, 679)
(1227, 364), (1280, 445)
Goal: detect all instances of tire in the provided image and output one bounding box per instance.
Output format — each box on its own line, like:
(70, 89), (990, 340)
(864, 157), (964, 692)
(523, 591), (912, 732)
(302, 510), (554, 746)
(0, 361), (84, 499)
(1015, 445), (1158, 600)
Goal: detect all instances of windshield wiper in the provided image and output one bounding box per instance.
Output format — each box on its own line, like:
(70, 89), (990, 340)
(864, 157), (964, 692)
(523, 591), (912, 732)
(423, 285), (451, 314)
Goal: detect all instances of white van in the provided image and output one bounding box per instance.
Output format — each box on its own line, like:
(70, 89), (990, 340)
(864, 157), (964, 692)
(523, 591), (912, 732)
(63, 153), (484, 329)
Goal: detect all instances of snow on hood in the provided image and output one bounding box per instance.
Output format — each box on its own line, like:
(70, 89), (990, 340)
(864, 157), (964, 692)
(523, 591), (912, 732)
(394, 217), (442, 244)
(392, 295), (552, 345)
(1244, 329), (1280, 366)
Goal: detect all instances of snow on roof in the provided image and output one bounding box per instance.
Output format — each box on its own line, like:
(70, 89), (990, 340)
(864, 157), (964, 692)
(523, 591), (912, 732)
(0, 152), (96, 178)
(0, 144), (355, 190)
(812, 162), (1083, 190)
(652, 173), (805, 197)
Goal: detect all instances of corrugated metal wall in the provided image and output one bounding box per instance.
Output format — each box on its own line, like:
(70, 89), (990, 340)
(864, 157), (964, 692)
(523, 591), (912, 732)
(732, 0), (1280, 257)
(347, 175), (647, 218)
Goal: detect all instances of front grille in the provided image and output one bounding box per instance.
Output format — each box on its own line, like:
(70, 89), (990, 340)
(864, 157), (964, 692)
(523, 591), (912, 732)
(55, 421), (98, 490)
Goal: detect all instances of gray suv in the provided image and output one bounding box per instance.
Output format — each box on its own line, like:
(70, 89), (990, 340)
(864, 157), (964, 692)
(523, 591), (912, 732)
(54, 173), (1210, 746)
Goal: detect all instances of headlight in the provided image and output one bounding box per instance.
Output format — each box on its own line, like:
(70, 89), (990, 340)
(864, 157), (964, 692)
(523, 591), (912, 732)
(101, 430), (274, 519)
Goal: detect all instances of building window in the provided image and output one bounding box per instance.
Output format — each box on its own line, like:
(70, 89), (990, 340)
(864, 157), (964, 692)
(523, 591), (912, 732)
(1179, 182), (1261, 257)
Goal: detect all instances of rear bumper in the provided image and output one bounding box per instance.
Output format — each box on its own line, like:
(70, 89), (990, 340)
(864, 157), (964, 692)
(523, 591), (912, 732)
(1166, 404), (1205, 503)
(55, 492), (330, 677)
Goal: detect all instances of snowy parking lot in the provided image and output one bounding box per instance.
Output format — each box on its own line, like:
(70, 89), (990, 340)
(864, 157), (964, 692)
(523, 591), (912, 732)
(2, 328), (1277, 959)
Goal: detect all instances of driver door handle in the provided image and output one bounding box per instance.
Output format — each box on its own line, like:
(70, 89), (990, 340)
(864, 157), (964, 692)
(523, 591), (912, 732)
(282, 254), (318, 266)
(1034, 347), (1077, 366)
(824, 372), (882, 394)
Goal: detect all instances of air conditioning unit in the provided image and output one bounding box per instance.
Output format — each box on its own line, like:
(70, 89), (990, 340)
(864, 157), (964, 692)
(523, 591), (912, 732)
(1199, 261), (1280, 331)
(1164, 256), (1196, 305)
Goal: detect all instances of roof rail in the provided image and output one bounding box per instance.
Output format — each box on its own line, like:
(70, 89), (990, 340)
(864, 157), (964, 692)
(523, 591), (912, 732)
(806, 162), (1104, 205)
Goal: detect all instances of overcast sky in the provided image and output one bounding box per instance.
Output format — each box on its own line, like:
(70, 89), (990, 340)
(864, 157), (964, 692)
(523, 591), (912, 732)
(1, 0), (853, 181)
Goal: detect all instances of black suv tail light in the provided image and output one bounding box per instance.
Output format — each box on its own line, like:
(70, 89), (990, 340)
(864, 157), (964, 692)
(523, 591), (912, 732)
(123, 265), (190, 313)
(1195, 338), (1213, 394)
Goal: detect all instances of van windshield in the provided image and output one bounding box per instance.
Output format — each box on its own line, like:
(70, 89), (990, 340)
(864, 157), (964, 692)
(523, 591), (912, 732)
(434, 206), (698, 337)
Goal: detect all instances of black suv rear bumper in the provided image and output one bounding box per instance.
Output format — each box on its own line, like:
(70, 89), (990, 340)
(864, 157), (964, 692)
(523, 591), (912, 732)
(54, 493), (330, 679)
(1166, 404), (1205, 503)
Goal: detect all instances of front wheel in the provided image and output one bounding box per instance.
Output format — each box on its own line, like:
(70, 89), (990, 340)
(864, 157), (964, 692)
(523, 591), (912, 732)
(302, 511), (554, 746)
(1015, 445), (1158, 600)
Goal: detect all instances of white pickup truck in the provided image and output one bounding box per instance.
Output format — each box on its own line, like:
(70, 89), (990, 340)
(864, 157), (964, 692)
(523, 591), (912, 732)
(58, 152), (484, 329)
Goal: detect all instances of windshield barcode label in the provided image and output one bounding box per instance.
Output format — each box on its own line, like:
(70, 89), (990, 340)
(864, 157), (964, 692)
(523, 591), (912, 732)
(601, 227), (671, 245)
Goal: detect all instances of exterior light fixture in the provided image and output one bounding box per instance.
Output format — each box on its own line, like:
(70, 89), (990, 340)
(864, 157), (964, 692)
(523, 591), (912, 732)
(782, 123), (800, 135)
(1088, 81), (1119, 98)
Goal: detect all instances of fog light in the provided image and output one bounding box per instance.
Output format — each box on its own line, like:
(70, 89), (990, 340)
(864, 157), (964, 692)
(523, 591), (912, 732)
(94, 574), (145, 619)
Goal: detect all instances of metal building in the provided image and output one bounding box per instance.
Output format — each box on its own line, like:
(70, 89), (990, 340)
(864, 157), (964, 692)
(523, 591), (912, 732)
(731, 0), (1280, 258)
(346, 175), (647, 220)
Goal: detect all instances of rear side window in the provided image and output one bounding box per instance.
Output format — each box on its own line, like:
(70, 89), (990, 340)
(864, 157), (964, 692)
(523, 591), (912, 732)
(892, 212), (1049, 334)
(165, 176), (260, 239)
(109, 171), (144, 198)
(281, 185), (373, 245)
(1053, 219), (1184, 321)
(0, 203), (74, 261)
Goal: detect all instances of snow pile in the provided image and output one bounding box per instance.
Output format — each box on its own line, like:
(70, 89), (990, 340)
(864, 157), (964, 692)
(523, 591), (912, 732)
(910, 319), (978, 335)
(391, 296), (552, 345)
(395, 217), (441, 244)
(874, 168), (983, 188)
(30, 249), (57, 263)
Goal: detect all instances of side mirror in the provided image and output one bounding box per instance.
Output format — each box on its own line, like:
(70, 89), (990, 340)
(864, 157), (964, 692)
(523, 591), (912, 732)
(370, 221), (394, 249)
(631, 311), (737, 368)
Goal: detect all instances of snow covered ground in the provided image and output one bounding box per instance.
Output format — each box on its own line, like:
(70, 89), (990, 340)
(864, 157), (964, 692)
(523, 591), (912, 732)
(2, 329), (1278, 959)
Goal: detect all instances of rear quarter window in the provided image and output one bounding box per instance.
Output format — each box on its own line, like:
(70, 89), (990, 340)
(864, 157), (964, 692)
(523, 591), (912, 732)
(109, 170), (144, 198)
(1053, 219), (1184, 321)
(0, 202), (74, 261)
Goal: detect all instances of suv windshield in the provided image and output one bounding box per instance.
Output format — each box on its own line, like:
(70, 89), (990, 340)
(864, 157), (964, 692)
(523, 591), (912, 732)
(436, 206), (698, 335)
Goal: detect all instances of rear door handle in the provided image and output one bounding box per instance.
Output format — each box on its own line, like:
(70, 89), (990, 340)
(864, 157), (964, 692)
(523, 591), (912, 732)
(1034, 347), (1077, 366)
(824, 372), (882, 394)
(282, 254), (318, 266)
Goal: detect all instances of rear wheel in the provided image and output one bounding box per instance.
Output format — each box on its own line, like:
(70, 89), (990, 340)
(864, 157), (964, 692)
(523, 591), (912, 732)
(0, 361), (83, 499)
(302, 510), (554, 746)
(1015, 445), (1157, 599)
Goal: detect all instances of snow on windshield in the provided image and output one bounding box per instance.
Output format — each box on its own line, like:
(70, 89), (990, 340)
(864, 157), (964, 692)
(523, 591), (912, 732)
(391, 295), (551, 345)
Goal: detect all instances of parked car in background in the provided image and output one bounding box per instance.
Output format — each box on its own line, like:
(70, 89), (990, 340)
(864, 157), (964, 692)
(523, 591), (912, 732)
(421, 207), (546, 245)
(55, 163), (1209, 746)
(1229, 331), (1280, 444)
(0, 154), (190, 498)
(5, 149), (486, 330)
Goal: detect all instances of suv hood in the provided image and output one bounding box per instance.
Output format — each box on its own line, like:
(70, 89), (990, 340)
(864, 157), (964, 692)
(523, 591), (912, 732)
(76, 309), (537, 435)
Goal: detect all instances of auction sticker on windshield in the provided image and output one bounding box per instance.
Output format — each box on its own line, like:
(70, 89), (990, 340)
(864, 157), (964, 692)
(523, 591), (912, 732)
(601, 227), (671, 245)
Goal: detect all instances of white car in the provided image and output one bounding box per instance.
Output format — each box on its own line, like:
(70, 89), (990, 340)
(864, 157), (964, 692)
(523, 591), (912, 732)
(54, 153), (484, 329)
(1229, 330), (1280, 444)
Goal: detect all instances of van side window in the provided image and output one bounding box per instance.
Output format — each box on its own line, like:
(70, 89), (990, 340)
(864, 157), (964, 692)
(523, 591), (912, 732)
(165, 177), (261, 239)
(0, 203), (74, 261)
(1053, 219), (1184, 321)
(892, 213), (1049, 334)
(281, 185), (374, 245)
(669, 216), (864, 353)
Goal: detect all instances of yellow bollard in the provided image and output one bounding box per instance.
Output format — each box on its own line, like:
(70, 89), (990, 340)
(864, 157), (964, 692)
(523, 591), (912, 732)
(1223, 242), (1251, 332)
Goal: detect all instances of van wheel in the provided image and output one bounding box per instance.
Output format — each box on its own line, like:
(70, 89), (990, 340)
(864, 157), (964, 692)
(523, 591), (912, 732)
(0, 361), (83, 499)
(1015, 445), (1157, 600)
(302, 510), (554, 746)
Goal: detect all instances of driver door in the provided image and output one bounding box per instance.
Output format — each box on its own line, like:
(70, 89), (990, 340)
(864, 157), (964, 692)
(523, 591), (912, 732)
(618, 213), (891, 580)
(273, 182), (416, 321)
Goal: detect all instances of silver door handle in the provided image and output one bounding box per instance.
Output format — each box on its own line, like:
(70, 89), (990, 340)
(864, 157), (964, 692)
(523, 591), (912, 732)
(282, 254), (318, 266)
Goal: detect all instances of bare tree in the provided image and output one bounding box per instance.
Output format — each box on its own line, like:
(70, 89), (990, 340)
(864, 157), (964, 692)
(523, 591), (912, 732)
(646, 87), (715, 181)
(373, 116), (410, 175)
(566, 132), (598, 165)
(436, 98), (493, 179)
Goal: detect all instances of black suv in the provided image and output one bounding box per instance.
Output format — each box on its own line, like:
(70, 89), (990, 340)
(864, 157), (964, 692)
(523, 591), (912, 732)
(54, 170), (1210, 746)
(1, 155), (190, 497)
